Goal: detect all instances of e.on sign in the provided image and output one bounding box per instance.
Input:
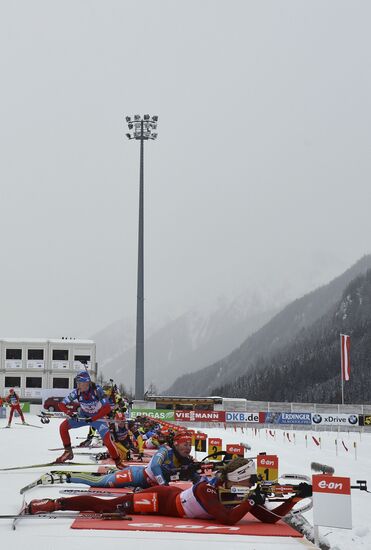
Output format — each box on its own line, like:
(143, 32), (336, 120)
(312, 475), (352, 529)
(257, 454), (279, 481)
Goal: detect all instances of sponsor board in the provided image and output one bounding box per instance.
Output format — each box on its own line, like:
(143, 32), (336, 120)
(311, 413), (359, 426)
(362, 415), (371, 426)
(208, 437), (222, 460)
(174, 410), (226, 423)
(313, 475), (352, 529)
(194, 433), (207, 453)
(225, 411), (263, 423)
(226, 444), (244, 458)
(131, 409), (175, 421)
(257, 454), (279, 481)
(264, 412), (312, 425)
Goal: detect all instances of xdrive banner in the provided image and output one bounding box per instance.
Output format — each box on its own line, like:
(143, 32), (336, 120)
(131, 409), (175, 421)
(225, 412), (263, 423)
(311, 413), (359, 426)
(264, 412), (312, 425)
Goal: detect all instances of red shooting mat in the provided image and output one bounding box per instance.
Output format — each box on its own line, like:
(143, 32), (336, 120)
(71, 487), (302, 537)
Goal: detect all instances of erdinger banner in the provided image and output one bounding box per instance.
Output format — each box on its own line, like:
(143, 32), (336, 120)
(311, 413), (359, 426)
(174, 410), (226, 422)
(264, 412), (312, 425)
(225, 412), (263, 423)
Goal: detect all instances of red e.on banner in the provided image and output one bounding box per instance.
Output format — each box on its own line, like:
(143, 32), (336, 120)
(312, 475), (351, 495)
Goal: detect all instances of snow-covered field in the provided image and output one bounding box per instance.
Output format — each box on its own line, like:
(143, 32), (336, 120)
(0, 414), (370, 550)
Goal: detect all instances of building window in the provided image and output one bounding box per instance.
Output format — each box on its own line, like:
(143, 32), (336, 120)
(53, 378), (69, 389)
(26, 377), (42, 388)
(52, 349), (68, 361)
(28, 349), (44, 360)
(5, 376), (21, 387)
(6, 349), (22, 360)
(74, 355), (91, 364)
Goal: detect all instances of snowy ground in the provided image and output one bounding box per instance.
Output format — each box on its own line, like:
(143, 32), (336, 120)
(0, 414), (370, 550)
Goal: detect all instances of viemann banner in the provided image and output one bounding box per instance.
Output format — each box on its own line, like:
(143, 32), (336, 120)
(264, 412), (312, 425)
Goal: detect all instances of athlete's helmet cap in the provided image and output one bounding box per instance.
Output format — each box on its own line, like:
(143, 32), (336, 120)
(9, 388), (15, 393)
(173, 432), (192, 445)
(75, 371), (91, 383)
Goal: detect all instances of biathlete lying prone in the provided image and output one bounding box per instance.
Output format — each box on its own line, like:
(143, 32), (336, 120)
(28, 457), (312, 525)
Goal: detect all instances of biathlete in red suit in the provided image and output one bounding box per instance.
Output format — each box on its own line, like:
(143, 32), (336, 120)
(5, 388), (25, 427)
(28, 457), (312, 523)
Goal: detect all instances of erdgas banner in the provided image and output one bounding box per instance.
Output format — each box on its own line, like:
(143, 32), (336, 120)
(311, 413), (359, 426)
(131, 409), (175, 421)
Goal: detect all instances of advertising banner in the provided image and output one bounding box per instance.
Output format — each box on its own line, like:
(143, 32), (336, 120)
(131, 409), (175, 421)
(174, 410), (226, 423)
(311, 413), (359, 426)
(15, 402), (30, 416)
(225, 411), (263, 423)
(27, 360), (45, 369)
(312, 475), (352, 529)
(208, 437), (222, 460)
(194, 433), (207, 452)
(226, 444), (244, 459)
(257, 454), (279, 481)
(5, 360), (22, 369)
(361, 415), (371, 426)
(264, 412), (312, 425)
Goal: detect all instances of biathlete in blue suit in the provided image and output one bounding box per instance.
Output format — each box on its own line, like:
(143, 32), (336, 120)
(56, 371), (123, 467)
(59, 432), (198, 489)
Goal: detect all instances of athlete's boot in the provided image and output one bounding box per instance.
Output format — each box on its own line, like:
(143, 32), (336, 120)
(28, 498), (62, 515)
(55, 446), (74, 463)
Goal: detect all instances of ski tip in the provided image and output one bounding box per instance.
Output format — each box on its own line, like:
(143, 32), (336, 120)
(311, 462), (335, 475)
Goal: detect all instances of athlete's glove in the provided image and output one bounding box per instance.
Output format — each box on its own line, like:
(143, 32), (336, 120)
(69, 412), (79, 420)
(84, 417), (93, 423)
(246, 489), (265, 506)
(295, 482), (312, 498)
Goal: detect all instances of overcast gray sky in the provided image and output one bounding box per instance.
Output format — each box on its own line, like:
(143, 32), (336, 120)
(0, 0), (370, 338)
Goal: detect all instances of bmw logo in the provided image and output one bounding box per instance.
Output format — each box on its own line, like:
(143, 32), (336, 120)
(348, 415), (358, 425)
(312, 414), (322, 424)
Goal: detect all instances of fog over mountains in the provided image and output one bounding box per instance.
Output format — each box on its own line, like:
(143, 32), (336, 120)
(94, 254), (360, 393)
(165, 255), (371, 398)
(94, 287), (288, 392)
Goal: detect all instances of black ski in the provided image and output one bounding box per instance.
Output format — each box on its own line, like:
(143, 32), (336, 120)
(0, 511), (132, 522)
(16, 422), (43, 429)
(12, 496), (27, 530)
(0, 461), (95, 472)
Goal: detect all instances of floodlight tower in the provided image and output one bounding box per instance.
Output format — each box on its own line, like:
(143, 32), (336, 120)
(125, 114), (158, 400)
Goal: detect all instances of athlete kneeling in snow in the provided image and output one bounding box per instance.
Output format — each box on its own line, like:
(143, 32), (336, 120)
(28, 457), (312, 523)
(56, 371), (124, 468)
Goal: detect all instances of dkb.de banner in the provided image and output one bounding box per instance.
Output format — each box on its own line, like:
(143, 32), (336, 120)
(264, 412), (312, 425)
(225, 412), (264, 423)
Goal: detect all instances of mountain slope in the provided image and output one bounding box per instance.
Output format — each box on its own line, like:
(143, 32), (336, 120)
(214, 269), (371, 403)
(165, 255), (371, 396)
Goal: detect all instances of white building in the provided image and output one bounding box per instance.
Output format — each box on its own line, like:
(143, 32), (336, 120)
(0, 337), (97, 401)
